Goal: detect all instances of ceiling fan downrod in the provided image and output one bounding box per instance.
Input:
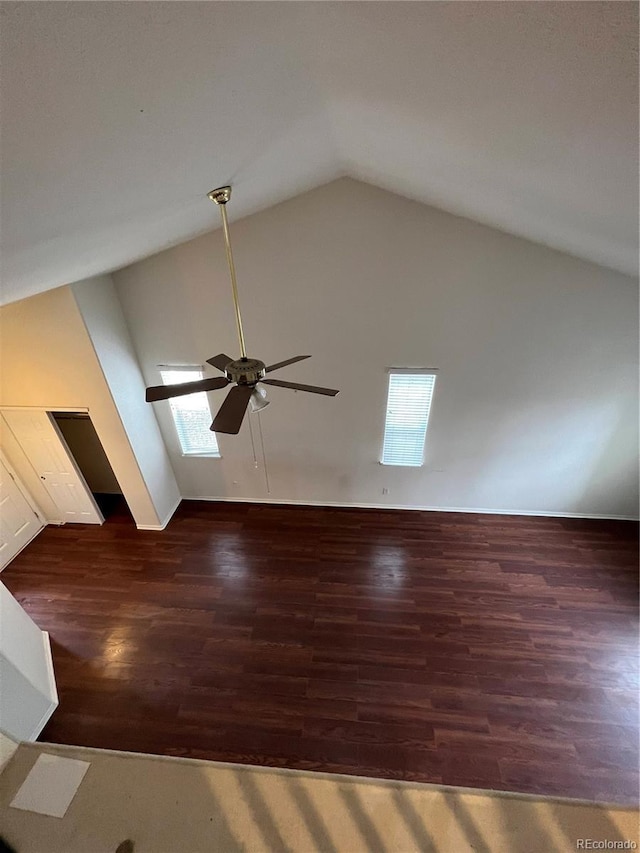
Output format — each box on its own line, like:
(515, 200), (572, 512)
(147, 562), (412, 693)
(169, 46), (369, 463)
(144, 184), (339, 434)
(208, 186), (247, 360)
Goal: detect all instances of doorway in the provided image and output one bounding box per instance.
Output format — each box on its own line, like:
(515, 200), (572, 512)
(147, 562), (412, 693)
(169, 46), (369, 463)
(51, 413), (128, 520)
(1, 409), (130, 524)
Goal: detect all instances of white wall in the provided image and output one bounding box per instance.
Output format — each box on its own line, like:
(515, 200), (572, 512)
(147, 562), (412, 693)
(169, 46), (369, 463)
(114, 178), (639, 518)
(71, 276), (181, 526)
(0, 581), (58, 741)
(0, 285), (177, 528)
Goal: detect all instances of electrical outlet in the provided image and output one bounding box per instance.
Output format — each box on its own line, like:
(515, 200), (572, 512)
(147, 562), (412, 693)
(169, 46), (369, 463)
(382, 488), (389, 495)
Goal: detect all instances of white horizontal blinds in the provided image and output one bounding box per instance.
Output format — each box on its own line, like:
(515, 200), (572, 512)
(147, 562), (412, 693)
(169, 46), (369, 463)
(160, 368), (220, 456)
(381, 371), (437, 466)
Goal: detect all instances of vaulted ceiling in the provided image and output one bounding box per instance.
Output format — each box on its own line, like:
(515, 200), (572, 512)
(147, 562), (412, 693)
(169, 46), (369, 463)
(1, 2), (637, 305)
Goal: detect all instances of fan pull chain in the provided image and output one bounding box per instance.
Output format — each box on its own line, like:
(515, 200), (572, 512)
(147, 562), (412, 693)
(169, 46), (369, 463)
(257, 411), (271, 494)
(247, 411), (259, 468)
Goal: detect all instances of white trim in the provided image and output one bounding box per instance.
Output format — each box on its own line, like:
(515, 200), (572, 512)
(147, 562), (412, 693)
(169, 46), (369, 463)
(1, 410), (105, 526)
(0, 406), (89, 413)
(156, 363), (204, 370)
(179, 495), (637, 521)
(0, 449), (46, 570)
(46, 413), (105, 525)
(386, 367), (439, 374)
(1, 406), (107, 525)
(42, 631), (59, 707)
(0, 448), (45, 519)
(25, 631), (58, 741)
(136, 496), (182, 531)
(381, 370), (437, 467)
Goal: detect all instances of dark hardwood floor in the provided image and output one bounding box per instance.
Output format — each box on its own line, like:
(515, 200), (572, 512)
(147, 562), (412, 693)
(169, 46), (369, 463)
(2, 500), (638, 803)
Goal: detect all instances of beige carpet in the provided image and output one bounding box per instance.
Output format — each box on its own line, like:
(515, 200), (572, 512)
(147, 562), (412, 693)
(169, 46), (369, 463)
(1, 742), (637, 853)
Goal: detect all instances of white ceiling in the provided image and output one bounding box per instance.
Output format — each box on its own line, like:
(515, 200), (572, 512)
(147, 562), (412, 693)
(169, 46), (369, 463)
(1, 2), (637, 305)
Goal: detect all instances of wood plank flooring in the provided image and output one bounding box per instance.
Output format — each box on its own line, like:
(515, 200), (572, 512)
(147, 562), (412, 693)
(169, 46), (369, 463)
(2, 500), (638, 803)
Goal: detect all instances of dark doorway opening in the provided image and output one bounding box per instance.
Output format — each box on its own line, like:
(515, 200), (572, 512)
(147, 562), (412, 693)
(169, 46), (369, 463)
(52, 412), (131, 521)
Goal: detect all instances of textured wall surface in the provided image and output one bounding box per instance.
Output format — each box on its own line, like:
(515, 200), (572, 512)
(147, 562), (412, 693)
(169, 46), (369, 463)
(115, 180), (639, 518)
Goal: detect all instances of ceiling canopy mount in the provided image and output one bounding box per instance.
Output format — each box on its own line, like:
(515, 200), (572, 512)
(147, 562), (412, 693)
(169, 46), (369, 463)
(207, 186), (232, 206)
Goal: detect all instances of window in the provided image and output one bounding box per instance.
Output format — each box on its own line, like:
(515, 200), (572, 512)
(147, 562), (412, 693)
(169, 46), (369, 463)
(381, 369), (437, 466)
(160, 367), (220, 457)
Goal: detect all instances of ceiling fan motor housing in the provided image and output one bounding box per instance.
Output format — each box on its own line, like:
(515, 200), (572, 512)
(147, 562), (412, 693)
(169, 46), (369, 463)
(226, 357), (266, 386)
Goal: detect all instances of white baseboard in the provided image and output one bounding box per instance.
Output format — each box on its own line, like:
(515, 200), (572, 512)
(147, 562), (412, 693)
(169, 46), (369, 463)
(136, 496), (182, 531)
(179, 495), (638, 521)
(41, 631), (59, 707)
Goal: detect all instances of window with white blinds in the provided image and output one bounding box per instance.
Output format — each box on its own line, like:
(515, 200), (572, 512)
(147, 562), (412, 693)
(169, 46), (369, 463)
(160, 368), (220, 457)
(381, 370), (437, 466)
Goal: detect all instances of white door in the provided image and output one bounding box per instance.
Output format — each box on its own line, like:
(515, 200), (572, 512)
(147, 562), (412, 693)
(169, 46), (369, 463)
(0, 456), (44, 569)
(2, 411), (103, 525)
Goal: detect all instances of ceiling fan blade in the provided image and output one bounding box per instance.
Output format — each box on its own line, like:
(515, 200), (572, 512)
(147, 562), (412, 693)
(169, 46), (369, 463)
(211, 385), (253, 434)
(265, 355), (312, 374)
(262, 378), (339, 397)
(146, 376), (229, 403)
(206, 353), (234, 373)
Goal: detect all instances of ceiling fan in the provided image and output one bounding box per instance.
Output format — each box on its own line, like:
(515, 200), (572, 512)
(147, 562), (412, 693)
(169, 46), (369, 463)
(145, 186), (339, 434)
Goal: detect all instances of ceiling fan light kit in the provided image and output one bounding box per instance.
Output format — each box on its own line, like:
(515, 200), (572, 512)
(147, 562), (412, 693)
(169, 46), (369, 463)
(145, 185), (339, 434)
(249, 386), (270, 413)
